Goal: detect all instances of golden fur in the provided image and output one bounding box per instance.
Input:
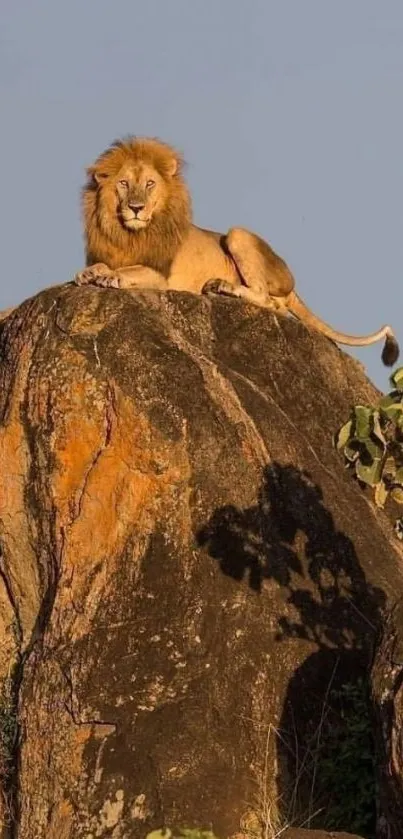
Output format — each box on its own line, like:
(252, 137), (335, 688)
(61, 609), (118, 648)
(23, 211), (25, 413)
(75, 136), (399, 366)
(83, 137), (192, 277)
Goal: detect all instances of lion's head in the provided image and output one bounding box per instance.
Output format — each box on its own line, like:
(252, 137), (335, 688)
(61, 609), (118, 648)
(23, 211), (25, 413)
(83, 137), (192, 273)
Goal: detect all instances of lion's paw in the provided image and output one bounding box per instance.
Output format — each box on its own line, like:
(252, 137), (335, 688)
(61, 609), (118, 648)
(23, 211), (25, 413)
(74, 263), (118, 287)
(202, 278), (238, 297)
(94, 274), (121, 289)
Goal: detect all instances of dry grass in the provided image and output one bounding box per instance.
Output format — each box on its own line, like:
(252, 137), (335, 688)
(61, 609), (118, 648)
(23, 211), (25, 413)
(240, 662), (341, 839)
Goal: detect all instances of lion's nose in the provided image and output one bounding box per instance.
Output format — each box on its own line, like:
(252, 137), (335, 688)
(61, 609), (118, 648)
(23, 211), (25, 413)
(128, 202), (145, 215)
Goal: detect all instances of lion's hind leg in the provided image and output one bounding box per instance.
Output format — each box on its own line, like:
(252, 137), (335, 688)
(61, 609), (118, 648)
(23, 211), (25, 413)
(202, 277), (268, 306)
(208, 227), (296, 309)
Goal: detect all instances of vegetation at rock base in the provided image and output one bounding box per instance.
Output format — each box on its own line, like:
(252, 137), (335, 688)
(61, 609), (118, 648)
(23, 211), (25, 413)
(145, 676), (376, 839)
(0, 690), (17, 786)
(0, 672), (19, 823)
(335, 365), (403, 535)
(314, 678), (376, 838)
(275, 675), (376, 838)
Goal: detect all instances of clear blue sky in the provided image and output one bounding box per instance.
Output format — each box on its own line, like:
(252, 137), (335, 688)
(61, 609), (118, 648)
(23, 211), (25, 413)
(1, 0), (403, 390)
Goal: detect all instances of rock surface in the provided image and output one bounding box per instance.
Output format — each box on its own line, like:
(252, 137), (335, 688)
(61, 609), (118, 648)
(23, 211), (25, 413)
(0, 283), (403, 838)
(283, 830), (364, 839)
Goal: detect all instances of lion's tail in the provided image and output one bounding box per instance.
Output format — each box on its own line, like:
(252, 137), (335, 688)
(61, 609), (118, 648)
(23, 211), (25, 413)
(287, 290), (399, 367)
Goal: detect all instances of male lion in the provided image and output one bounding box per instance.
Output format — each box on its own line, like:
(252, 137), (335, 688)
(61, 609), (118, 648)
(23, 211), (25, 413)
(75, 136), (399, 366)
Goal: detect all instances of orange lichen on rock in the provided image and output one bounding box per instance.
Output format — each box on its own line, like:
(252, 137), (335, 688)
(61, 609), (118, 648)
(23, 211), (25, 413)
(52, 380), (190, 637)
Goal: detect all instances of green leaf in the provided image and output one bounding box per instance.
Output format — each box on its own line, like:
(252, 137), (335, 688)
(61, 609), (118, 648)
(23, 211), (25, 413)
(390, 487), (403, 504)
(393, 467), (403, 486)
(371, 410), (386, 446)
(146, 832), (172, 839)
(390, 367), (403, 391)
(355, 458), (383, 487)
(380, 402), (403, 422)
(353, 406), (372, 440)
(379, 392), (403, 410)
(382, 456), (397, 481)
(360, 438), (384, 463)
(374, 480), (389, 508)
(180, 833), (218, 839)
(335, 420), (353, 450)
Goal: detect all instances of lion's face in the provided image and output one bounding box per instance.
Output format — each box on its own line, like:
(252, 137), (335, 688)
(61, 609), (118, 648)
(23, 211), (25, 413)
(93, 154), (178, 233)
(116, 161), (171, 230)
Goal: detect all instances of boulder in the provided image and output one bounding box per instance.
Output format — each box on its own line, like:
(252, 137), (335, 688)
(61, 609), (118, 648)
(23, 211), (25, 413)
(0, 284), (402, 838)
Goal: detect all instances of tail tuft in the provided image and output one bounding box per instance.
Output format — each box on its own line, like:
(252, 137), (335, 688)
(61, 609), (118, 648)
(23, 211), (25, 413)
(382, 333), (400, 367)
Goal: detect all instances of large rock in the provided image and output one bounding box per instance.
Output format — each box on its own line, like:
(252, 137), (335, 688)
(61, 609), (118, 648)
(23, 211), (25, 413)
(0, 283), (403, 838)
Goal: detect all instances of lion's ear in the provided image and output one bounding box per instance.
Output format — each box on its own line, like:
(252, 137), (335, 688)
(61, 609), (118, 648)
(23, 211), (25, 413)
(166, 157), (180, 178)
(87, 167), (109, 186)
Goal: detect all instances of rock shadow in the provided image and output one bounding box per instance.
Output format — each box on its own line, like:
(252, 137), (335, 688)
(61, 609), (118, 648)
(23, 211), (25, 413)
(197, 462), (386, 836)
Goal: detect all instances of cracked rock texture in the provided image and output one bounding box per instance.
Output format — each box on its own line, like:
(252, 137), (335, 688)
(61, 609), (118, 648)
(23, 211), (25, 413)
(0, 284), (403, 839)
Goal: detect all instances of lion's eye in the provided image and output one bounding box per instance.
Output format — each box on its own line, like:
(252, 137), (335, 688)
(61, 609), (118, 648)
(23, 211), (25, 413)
(118, 179), (128, 188)
(146, 180), (156, 190)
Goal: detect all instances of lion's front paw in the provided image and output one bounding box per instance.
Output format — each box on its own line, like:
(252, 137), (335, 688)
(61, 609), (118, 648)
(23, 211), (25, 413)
(202, 278), (238, 297)
(74, 263), (120, 287)
(93, 274), (121, 289)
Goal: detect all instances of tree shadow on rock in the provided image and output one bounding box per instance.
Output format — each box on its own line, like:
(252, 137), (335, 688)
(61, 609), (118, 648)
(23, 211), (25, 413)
(197, 462), (386, 836)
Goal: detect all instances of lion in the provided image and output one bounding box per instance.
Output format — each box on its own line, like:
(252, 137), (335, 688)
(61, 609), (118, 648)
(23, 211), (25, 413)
(74, 136), (399, 366)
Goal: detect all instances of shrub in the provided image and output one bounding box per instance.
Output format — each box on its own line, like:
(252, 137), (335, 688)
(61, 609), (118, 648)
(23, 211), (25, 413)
(335, 366), (403, 535)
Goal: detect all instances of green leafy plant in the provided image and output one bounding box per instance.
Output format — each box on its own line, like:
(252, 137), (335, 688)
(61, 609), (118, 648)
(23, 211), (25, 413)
(335, 366), (403, 533)
(0, 671), (19, 825)
(0, 681), (18, 786)
(315, 678), (376, 838)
